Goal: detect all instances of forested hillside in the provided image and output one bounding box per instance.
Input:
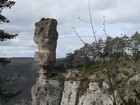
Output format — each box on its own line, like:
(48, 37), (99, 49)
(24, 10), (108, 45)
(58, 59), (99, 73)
(55, 31), (140, 105)
(64, 31), (140, 69)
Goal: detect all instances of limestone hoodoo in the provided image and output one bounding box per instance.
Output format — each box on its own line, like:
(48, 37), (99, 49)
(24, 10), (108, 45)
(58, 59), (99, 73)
(34, 18), (58, 81)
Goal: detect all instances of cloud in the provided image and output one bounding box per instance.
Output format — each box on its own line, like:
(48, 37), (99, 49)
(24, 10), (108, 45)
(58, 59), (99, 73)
(97, 0), (140, 24)
(57, 35), (94, 58)
(0, 0), (140, 57)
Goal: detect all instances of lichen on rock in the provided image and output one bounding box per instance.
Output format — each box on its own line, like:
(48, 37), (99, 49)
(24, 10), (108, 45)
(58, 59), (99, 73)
(32, 80), (63, 105)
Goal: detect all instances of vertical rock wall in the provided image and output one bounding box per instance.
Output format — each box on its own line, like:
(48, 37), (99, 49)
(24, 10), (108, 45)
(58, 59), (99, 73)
(60, 81), (80, 105)
(32, 80), (63, 105)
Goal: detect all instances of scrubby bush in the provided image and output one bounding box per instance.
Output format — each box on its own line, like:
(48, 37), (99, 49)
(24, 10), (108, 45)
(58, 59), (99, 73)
(79, 77), (90, 96)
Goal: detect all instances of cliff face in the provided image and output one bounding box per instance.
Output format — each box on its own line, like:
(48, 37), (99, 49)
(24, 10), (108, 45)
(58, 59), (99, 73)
(32, 80), (63, 105)
(31, 70), (113, 105)
(60, 81), (80, 105)
(31, 18), (113, 105)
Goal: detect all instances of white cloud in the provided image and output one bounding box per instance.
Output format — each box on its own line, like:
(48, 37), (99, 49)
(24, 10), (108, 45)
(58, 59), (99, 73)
(0, 0), (140, 58)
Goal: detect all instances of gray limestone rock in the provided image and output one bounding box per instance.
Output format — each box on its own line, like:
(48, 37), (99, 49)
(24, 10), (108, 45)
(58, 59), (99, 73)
(128, 73), (140, 85)
(33, 18), (58, 80)
(60, 81), (80, 105)
(32, 80), (63, 105)
(78, 82), (113, 105)
(65, 69), (80, 79)
(32, 18), (60, 105)
(78, 92), (113, 105)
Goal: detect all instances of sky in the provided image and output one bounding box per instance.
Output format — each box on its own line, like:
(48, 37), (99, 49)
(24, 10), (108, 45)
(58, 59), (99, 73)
(0, 0), (140, 58)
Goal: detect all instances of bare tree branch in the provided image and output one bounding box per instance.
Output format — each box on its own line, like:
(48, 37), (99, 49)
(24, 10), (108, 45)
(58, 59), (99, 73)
(78, 17), (90, 24)
(88, 0), (98, 44)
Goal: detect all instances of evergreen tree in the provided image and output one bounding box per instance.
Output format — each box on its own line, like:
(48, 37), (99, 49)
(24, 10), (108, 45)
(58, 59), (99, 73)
(0, 0), (17, 41)
(0, 0), (18, 101)
(131, 31), (140, 61)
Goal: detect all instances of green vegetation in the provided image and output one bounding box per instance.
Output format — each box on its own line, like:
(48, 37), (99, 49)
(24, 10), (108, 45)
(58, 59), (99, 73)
(0, 0), (17, 41)
(57, 31), (140, 104)
(64, 32), (140, 70)
(79, 77), (90, 96)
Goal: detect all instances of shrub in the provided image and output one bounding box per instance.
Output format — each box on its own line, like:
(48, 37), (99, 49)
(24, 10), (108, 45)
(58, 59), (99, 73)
(121, 70), (129, 76)
(79, 77), (90, 96)
(93, 78), (104, 88)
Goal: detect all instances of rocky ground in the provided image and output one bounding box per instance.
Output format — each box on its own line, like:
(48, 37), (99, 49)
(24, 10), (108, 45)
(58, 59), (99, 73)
(0, 58), (140, 105)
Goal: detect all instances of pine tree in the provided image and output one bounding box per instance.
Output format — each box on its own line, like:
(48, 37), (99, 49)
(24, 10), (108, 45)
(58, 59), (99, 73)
(0, 0), (17, 41)
(0, 0), (18, 101)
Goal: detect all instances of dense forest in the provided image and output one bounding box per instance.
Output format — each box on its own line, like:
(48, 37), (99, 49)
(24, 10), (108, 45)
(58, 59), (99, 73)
(64, 31), (140, 69)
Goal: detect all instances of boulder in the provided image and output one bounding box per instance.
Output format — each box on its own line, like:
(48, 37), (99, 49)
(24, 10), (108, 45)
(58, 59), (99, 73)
(60, 81), (80, 105)
(32, 80), (63, 105)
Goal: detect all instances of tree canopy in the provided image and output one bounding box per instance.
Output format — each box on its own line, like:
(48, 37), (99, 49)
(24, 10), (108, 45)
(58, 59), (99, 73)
(0, 0), (17, 41)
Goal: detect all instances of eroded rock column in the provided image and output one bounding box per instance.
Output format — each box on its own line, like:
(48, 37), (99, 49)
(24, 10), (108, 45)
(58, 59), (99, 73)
(34, 18), (58, 81)
(32, 18), (63, 105)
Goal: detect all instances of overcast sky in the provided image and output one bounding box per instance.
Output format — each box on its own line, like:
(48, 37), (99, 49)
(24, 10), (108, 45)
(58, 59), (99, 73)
(0, 0), (140, 58)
